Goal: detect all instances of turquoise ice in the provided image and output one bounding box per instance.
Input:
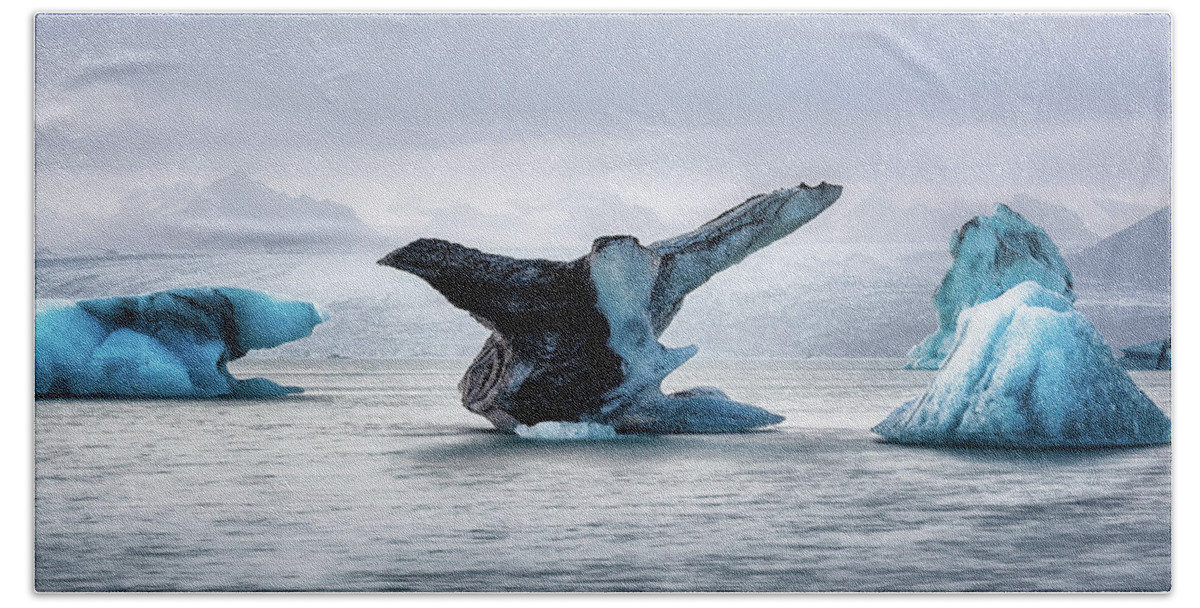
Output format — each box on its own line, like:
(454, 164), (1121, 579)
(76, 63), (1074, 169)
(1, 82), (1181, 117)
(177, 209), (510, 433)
(876, 282), (1169, 447)
(907, 204), (1075, 370)
(35, 287), (326, 398)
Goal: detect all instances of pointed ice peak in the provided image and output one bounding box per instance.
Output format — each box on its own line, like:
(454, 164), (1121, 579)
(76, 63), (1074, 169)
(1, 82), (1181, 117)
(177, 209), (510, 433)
(908, 204), (1075, 370)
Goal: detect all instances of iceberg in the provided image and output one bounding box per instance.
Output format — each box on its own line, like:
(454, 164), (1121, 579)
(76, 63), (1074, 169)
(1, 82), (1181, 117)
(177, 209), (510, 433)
(1120, 339), (1171, 370)
(514, 421), (620, 440)
(874, 282), (1170, 447)
(35, 287), (326, 398)
(379, 182), (842, 434)
(906, 204), (1076, 369)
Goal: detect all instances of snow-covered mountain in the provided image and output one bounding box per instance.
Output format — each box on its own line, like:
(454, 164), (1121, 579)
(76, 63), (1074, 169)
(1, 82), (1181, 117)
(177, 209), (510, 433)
(53, 174), (388, 255)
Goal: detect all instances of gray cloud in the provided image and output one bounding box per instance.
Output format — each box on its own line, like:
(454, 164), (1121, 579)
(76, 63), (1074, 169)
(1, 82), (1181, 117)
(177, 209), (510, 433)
(34, 13), (1171, 252)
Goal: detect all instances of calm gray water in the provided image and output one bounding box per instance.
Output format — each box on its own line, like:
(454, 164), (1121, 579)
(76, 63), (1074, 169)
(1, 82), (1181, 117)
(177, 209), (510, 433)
(34, 358), (1171, 592)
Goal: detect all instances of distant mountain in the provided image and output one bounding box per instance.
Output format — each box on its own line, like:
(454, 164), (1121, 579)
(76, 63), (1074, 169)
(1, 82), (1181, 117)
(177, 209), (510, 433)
(1073, 197), (1162, 238)
(1001, 194), (1101, 250)
(1068, 206), (1170, 291)
(396, 192), (673, 259)
(800, 193), (1099, 251)
(84, 174), (387, 254)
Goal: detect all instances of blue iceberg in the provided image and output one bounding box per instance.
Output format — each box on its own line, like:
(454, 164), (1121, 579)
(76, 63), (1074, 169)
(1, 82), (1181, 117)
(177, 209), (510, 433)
(514, 421), (620, 440)
(1120, 339), (1171, 370)
(907, 204), (1075, 370)
(35, 287), (326, 398)
(875, 282), (1170, 447)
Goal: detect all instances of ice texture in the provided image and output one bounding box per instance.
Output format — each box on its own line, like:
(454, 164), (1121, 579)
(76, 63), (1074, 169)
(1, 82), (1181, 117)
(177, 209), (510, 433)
(1120, 339), (1171, 370)
(514, 421), (620, 440)
(379, 182), (841, 433)
(875, 282), (1170, 447)
(906, 204), (1075, 370)
(35, 287), (326, 398)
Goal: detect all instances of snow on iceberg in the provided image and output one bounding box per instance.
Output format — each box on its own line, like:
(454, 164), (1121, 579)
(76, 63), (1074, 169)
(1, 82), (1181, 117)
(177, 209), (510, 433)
(35, 287), (326, 398)
(906, 204), (1075, 370)
(514, 421), (620, 440)
(874, 282), (1170, 447)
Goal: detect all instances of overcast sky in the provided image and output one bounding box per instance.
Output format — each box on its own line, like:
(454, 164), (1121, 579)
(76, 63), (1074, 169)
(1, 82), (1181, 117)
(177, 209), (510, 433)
(34, 13), (1171, 249)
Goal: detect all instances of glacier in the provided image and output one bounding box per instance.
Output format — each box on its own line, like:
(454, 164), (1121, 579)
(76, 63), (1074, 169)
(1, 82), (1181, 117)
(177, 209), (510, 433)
(379, 182), (842, 434)
(874, 282), (1170, 448)
(907, 204), (1075, 370)
(35, 287), (326, 398)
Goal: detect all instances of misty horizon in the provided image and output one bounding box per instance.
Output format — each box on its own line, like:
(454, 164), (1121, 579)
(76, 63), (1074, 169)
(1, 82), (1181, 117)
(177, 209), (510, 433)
(34, 169), (1168, 256)
(35, 13), (1170, 257)
(33, 13), (1172, 358)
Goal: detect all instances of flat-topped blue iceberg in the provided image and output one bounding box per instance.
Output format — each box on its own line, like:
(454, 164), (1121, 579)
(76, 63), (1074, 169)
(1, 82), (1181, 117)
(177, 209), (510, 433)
(35, 287), (326, 398)
(907, 204), (1075, 370)
(875, 282), (1170, 447)
(1120, 339), (1171, 370)
(379, 182), (842, 434)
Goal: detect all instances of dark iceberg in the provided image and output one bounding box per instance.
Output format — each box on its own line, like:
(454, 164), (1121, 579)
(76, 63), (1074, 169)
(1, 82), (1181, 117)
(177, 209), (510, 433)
(35, 287), (326, 398)
(379, 182), (843, 434)
(906, 204), (1075, 370)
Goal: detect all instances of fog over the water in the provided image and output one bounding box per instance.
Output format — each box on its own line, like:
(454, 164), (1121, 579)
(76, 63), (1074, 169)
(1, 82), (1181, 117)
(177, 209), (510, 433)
(35, 13), (1170, 255)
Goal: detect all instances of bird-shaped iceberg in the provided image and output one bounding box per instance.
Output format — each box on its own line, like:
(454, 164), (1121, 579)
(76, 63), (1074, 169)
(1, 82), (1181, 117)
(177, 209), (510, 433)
(379, 182), (843, 433)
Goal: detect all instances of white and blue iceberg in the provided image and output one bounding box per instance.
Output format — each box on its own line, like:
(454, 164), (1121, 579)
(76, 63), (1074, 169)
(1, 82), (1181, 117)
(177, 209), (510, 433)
(875, 282), (1170, 447)
(907, 204), (1075, 370)
(514, 421), (620, 440)
(35, 287), (326, 398)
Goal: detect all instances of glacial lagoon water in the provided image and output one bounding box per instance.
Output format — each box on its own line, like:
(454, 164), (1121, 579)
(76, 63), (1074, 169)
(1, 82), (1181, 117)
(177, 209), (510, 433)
(34, 358), (1171, 592)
